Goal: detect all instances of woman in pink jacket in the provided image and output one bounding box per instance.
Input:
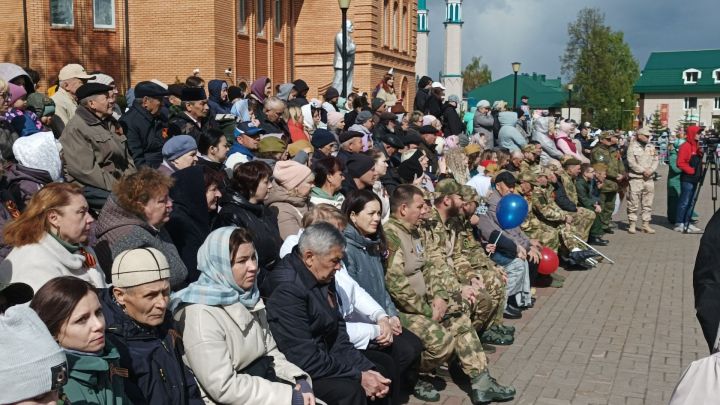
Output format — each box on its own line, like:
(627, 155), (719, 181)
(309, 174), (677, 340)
(554, 120), (590, 163)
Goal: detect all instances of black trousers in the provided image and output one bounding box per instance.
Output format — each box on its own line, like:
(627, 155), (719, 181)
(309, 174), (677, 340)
(313, 377), (367, 405)
(364, 327), (424, 405)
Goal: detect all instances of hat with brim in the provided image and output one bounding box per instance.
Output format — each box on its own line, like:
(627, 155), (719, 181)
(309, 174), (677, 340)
(339, 131), (363, 144)
(435, 178), (462, 198)
(135, 81), (169, 99)
(234, 121), (266, 138)
(76, 83), (113, 101)
(58, 64), (95, 81)
(181, 86), (207, 102)
(258, 136), (287, 153)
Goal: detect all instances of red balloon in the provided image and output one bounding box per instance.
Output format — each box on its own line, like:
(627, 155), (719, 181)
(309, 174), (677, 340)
(538, 246), (559, 275)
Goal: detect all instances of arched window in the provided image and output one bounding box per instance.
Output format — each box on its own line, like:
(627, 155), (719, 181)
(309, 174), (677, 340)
(401, 6), (407, 52)
(257, 0), (265, 36)
(274, 0), (282, 39)
(392, 2), (398, 49)
(682, 68), (701, 84)
(383, 0), (389, 47)
(237, 0), (247, 33)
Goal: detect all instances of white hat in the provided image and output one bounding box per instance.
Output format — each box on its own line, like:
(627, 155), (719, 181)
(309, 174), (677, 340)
(476, 100), (491, 108)
(58, 63), (95, 81)
(88, 73), (115, 86)
(0, 306), (67, 403)
(112, 248), (171, 288)
(431, 81), (446, 90)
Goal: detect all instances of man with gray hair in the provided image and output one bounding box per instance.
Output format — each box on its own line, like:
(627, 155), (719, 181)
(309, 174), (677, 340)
(52, 63), (96, 125)
(59, 83), (136, 210)
(266, 222), (393, 405)
(260, 96), (291, 140)
(101, 247), (203, 404)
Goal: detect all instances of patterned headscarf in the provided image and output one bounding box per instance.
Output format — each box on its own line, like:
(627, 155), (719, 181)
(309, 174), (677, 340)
(171, 227), (259, 311)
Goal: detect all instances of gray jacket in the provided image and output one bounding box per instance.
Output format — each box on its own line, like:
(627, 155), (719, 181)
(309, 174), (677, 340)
(342, 225), (399, 317)
(497, 112), (527, 152)
(531, 117), (563, 164)
(473, 110), (494, 148)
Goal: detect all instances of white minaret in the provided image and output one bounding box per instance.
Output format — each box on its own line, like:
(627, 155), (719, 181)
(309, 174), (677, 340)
(415, 0), (429, 79)
(442, 0), (463, 100)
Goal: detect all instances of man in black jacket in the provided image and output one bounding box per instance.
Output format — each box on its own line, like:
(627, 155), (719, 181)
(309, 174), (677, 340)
(265, 223), (392, 405)
(413, 76), (432, 113)
(168, 86), (212, 141)
(102, 248), (203, 405)
(120, 81), (168, 168)
(694, 208), (720, 352)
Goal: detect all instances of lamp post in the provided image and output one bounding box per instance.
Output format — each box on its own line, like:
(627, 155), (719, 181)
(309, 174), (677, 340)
(338, 0), (351, 97)
(566, 83), (574, 120)
(512, 62), (521, 109)
(619, 98), (624, 130)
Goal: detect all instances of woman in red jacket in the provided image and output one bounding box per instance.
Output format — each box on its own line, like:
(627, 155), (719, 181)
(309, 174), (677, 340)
(674, 125), (703, 232)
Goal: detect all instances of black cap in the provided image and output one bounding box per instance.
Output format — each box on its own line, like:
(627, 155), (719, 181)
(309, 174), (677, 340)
(134, 81), (169, 98)
(168, 84), (184, 97)
(181, 86), (207, 102)
(76, 83), (113, 101)
(419, 125), (437, 134)
(324, 87), (339, 101)
(382, 133), (405, 149)
(339, 131), (364, 143)
(346, 154), (376, 178)
(403, 129), (422, 146)
(379, 112), (397, 123)
(494, 171), (517, 187)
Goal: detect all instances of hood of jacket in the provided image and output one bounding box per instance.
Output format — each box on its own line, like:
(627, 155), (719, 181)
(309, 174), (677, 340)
(533, 116), (549, 136)
(686, 125), (700, 146)
(95, 195), (157, 239)
(208, 80), (229, 105)
(5, 162), (53, 186)
(0, 63), (33, 94)
(169, 166), (210, 229)
(265, 180), (308, 208)
(498, 111), (519, 127)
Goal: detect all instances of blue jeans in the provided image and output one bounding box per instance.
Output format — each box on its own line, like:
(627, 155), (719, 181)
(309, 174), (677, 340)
(675, 181), (697, 225)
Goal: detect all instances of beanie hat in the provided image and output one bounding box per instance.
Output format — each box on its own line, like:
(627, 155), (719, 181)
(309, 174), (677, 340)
(273, 160), (312, 190)
(476, 99), (491, 109)
(355, 110), (373, 125)
(310, 128), (336, 149)
(346, 154), (375, 178)
(327, 111), (345, 128)
(258, 136), (287, 153)
(112, 248), (171, 288)
(0, 306), (67, 404)
(88, 73), (115, 86)
(162, 135), (197, 161)
(7, 83), (27, 106)
(288, 140), (313, 157)
(371, 98), (386, 112)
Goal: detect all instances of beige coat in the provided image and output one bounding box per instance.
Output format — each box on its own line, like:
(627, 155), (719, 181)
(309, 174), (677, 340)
(174, 300), (309, 405)
(265, 182), (309, 240)
(51, 87), (77, 125)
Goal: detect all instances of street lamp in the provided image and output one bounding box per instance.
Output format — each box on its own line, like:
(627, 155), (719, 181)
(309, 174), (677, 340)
(619, 98), (625, 130)
(512, 62), (521, 109)
(567, 83), (574, 120)
(338, 0), (352, 97)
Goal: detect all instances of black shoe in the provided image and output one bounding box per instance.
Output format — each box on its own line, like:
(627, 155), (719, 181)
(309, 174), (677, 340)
(603, 227), (614, 234)
(588, 235), (609, 246)
(503, 306), (522, 319)
(569, 249), (600, 263)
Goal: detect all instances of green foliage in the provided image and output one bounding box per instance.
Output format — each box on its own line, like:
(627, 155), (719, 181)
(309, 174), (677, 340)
(462, 56), (492, 95)
(648, 110), (665, 134)
(560, 8), (640, 129)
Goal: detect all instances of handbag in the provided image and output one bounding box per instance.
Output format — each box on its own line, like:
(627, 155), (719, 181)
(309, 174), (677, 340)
(668, 322), (720, 404)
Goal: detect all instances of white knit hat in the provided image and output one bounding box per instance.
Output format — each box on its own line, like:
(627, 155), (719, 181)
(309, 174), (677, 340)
(0, 306), (67, 403)
(112, 248), (171, 288)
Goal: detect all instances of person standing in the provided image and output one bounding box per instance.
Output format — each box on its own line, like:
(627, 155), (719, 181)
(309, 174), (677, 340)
(675, 125), (703, 232)
(591, 132), (625, 234)
(626, 128), (659, 234)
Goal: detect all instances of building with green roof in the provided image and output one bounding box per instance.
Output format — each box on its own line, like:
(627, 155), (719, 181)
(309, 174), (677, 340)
(466, 72), (571, 112)
(634, 49), (720, 130)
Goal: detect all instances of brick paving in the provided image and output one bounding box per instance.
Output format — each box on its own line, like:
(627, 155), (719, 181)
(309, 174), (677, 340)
(408, 165), (710, 404)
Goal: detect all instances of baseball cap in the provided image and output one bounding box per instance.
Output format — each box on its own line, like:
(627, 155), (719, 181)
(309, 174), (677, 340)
(435, 178), (462, 198)
(58, 64), (95, 81)
(235, 121), (266, 138)
(431, 82), (446, 90)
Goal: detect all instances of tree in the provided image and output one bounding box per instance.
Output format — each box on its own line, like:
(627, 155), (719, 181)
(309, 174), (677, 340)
(462, 56), (492, 95)
(649, 109), (664, 134)
(560, 8), (639, 129)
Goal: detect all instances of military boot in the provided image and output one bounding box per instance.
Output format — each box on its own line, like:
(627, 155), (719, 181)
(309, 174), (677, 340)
(642, 223), (656, 234)
(480, 329), (514, 345)
(628, 221), (636, 234)
(413, 378), (440, 402)
(470, 369), (516, 404)
(490, 323), (515, 335)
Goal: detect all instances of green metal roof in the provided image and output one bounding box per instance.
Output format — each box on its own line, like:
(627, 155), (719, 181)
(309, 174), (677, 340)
(633, 49), (720, 94)
(466, 73), (568, 108)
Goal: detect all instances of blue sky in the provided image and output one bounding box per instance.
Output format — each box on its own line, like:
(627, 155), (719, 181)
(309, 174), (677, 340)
(426, 0), (718, 82)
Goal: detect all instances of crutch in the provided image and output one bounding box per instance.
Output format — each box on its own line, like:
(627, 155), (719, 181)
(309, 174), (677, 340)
(571, 234), (615, 265)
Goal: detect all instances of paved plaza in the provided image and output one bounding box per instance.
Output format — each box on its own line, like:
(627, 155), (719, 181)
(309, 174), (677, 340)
(409, 165), (711, 404)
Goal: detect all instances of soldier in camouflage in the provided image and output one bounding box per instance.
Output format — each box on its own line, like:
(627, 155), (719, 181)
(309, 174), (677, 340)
(558, 158), (597, 241)
(626, 127), (659, 234)
(384, 184), (516, 404)
(591, 132), (626, 233)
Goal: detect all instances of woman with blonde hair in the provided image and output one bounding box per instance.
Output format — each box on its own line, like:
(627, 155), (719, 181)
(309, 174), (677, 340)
(287, 105), (309, 142)
(0, 182), (105, 292)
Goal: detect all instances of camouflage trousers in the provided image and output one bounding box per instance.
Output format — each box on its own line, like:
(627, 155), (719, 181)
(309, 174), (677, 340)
(477, 268), (506, 328)
(400, 302), (488, 378)
(522, 216), (561, 251)
(626, 177), (654, 223)
(567, 207), (595, 241)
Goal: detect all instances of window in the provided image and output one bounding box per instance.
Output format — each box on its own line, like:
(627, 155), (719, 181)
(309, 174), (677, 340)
(274, 0), (282, 39)
(93, 0), (114, 28)
(392, 2), (398, 49)
(257, 0), (265, 36)
(401, 6), (407, 52)
(238, 0), (247, 33)
(50, 0), (73, 27)
(383, 0), (389, 47)
(714, 69), (720, 84)
(683, 68), (701, 84)
(715, 97), (720, 110)
(684, 97), (698, 110)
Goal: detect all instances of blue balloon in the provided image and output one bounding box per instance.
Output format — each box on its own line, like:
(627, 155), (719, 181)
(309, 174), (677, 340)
(496, 194), (529, 229)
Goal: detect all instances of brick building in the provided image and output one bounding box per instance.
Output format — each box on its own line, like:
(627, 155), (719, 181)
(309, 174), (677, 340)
(2, 0), (416, 109)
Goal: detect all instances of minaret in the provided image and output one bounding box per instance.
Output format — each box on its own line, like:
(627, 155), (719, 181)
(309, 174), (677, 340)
(415, 0), (429, 79)
(442, 0), (463, 100)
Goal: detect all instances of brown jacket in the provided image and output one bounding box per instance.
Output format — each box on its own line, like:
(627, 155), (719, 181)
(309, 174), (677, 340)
(60, 106), (136, 191)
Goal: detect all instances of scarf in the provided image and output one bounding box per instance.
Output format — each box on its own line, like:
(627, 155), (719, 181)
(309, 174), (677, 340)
(49, 232), (96, 268)
(171, 227), (260, 311)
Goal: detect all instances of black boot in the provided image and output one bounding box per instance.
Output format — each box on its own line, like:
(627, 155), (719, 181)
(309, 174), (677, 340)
(588, 235), (609, 246)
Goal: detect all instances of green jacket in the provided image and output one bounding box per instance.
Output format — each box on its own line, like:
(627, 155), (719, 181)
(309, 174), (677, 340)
(61, 343), (128, 405)
(591, 144), (625, 192)
(575, 177), (599, 209)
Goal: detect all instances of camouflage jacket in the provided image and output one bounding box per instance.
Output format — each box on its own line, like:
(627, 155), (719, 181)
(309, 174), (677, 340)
(531, 186), (566, 223)
(447, 215), (495, 280)
(591, 144), (625, 192)
(557, 170), (579, 205)
(418, 209), (469, 293)
(385, 217), (442, 317)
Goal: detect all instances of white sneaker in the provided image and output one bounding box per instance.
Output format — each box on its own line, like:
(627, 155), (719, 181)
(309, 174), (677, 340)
(673, 224), (684, 232)
(688, 224), (703, 233)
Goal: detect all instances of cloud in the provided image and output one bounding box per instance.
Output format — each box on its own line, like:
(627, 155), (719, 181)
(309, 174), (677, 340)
(425, 0), (718, 86)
